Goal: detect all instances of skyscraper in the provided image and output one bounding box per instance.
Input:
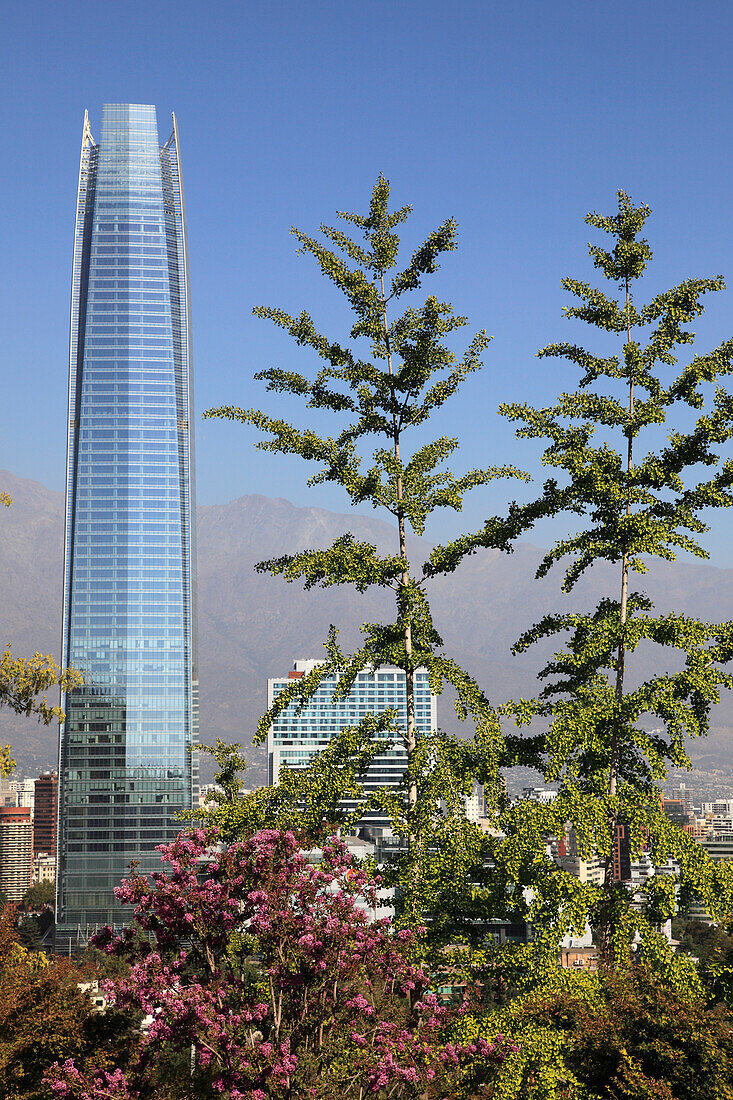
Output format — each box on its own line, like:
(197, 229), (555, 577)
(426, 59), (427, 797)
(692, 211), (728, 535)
(0, 807), (33, 903)
(57, 105), (197, 940)
(267, 659), (437, 833)
(34, 772), (58, 856)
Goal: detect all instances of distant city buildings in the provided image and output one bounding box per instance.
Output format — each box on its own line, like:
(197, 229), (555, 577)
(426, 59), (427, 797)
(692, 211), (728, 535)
(267, 659), (437, 833)
(0, 777), (35, 812)
(611, 822), (632, 883)
(198, 783), (226, 808)
(700, 799), (733, 836)
(554, 827), (605, 886)
(0, 772), (59, 899)
(462, 783), (485, 824)
(32, 853), (56, 886)
(662, 797), (688, 828)
(0, 806), (33, 901)
(700, 834), (733, 863)
(521, 786), (557, 804)
(33, 772), (58, 857)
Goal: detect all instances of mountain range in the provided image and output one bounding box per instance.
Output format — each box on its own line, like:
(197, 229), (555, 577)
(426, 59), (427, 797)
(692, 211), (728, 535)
(2, 468), (733, 785)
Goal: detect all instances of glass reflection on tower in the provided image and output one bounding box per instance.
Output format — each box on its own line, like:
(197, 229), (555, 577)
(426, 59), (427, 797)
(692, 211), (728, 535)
(57, 105), (198, 939)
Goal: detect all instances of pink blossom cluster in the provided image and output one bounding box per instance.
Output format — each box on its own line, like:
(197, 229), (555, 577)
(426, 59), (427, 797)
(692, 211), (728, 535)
(49, 1060), (134, 1100)
(47, 828), (514, 1098)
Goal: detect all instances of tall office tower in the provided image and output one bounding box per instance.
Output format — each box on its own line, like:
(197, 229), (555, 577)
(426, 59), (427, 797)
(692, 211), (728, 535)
(57, 105), (197, 940)
(34, 772), (58, 857)
(267, 659), (437, 833)
(611, 822), (632, 883)
(0, 807), (33, 902)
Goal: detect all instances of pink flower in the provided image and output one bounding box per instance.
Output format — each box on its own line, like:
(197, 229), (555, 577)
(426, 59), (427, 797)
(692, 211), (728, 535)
(51, 826), (512, 1099)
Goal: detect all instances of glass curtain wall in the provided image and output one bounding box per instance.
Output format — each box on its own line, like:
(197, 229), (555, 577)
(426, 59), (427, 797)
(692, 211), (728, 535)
(57, 104), (197, 940)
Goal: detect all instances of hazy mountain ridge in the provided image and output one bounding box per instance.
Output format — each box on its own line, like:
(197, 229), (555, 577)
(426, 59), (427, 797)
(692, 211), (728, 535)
(2, 468), (733, 784)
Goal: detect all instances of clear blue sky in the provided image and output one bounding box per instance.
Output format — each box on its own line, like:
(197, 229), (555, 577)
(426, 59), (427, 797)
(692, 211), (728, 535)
(5, 0), (733, 562)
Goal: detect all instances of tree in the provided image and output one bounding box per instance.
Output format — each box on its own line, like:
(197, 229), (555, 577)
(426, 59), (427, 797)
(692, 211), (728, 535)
(0, 646), (82, 729)
(496, 191), (733, 968)
(517, 965), (733, 1099)
(195, 720), (395, 844)
(0, 905), (137, 1100)
(48, 827), (515, 1099)
(204, 175), (527, 933)
(22, 879), (55, 909)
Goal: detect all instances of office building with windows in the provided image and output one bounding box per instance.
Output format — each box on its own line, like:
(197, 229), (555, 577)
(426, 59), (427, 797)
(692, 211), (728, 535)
(34, 772), (58, 856)
(267, 659), (437, 832)
(0, 807), (33, 903)
(57, 104), (197, 940)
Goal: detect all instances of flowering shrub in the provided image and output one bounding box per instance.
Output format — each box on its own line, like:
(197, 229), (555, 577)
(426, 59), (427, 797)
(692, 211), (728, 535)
(48, 828), (514, 1098)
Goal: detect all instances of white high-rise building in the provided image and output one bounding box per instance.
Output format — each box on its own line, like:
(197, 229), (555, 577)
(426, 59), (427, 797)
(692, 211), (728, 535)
(267, 659), (437, 832)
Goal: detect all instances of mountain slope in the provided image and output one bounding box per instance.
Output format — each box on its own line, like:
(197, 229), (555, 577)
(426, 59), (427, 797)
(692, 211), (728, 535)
(2, 469), (732, 782)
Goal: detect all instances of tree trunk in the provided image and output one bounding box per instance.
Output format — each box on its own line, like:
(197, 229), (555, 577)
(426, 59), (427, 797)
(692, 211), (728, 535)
(601, 275), (635, 963)
(379, 275), (418, 854)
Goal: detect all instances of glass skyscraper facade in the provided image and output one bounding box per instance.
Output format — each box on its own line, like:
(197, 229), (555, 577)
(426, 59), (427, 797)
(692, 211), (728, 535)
(57, 105), (197, 939)
(267, 660), (437, 832)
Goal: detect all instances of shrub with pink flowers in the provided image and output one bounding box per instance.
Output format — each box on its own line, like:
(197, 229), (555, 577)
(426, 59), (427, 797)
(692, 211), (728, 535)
(47, 828), (514, 1099)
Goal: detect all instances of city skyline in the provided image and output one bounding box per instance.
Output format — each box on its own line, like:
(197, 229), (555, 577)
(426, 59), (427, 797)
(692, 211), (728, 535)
(56, 104), (197, 940)
(2, 9), (733, 1093)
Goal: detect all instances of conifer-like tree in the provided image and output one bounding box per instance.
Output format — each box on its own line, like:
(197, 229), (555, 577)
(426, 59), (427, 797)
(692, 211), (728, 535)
(499, 191), (733, 967)
(205, 176), (526, 929)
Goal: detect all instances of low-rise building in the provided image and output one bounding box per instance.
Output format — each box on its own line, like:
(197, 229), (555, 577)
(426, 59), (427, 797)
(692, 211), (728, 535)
(32, 853), (56, 885)
(701, 833), (733, 863)
(559, 945), (598, 971)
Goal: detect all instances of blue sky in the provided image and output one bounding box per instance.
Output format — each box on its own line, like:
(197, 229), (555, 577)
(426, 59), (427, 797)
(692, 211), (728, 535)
(5, 0), (733, 563)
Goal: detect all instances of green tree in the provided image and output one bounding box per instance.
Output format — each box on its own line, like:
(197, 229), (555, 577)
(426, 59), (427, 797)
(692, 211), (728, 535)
(0, 906), (138, 1100)
(497, 191), (733, 969)
(204, 175), (526, 933)
(528, 966), (733, 1099)
(0, 646), (82, 729)
(448, 964), (733, 1099)
(195, 720), (394, 843)
(22, 880), (55, 909)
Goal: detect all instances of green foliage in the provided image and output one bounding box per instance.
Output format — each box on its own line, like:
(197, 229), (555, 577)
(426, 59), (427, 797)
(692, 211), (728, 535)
(22, 880), (55, 909)
(204, 180), (733, 1001)
(674, 921), (733, 1009)
(204, 176), (524, 944)
(454, 965), (733, 1099)
(0, 646), (82, 730)
(0, 906), (138, 1100)
(192, 718), (393, 843)
(498, 190), (733, 966)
